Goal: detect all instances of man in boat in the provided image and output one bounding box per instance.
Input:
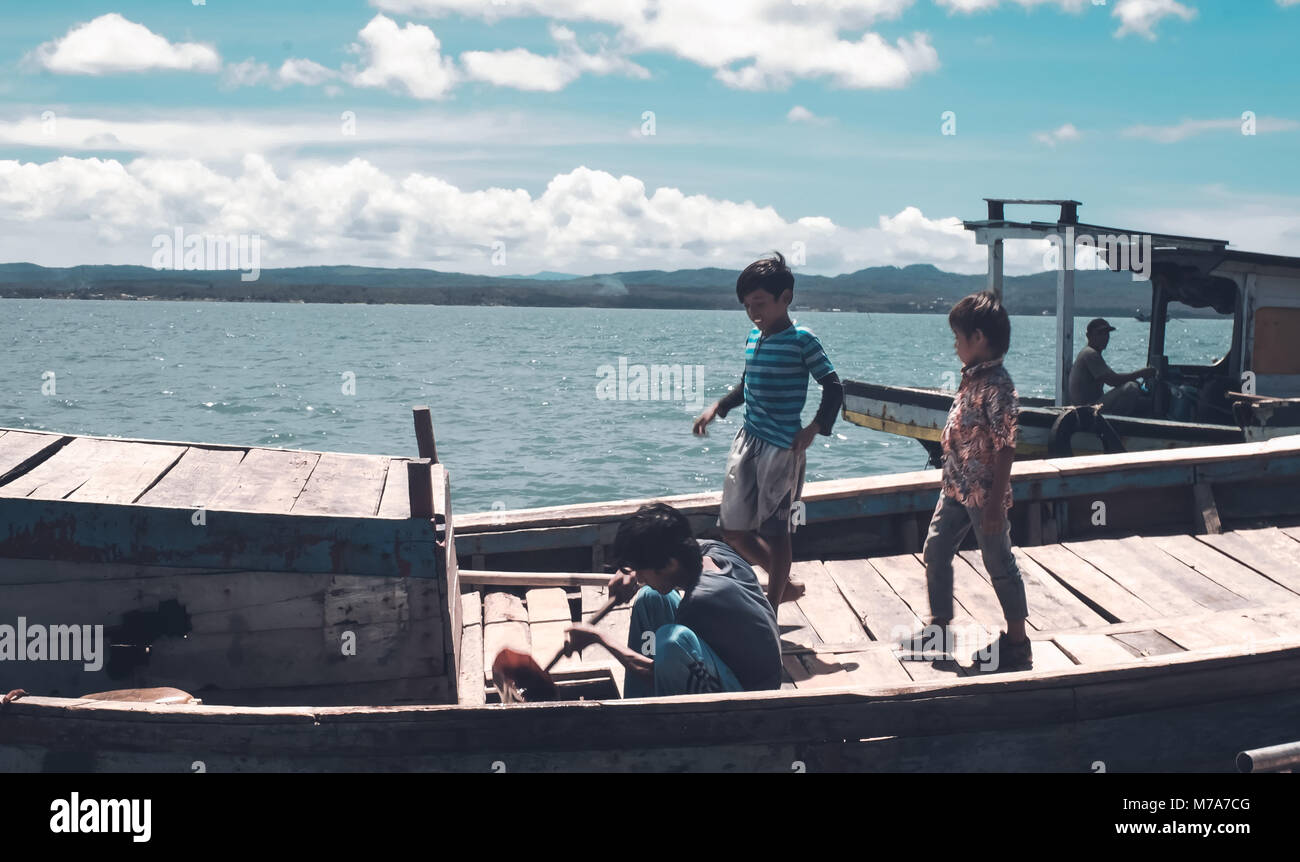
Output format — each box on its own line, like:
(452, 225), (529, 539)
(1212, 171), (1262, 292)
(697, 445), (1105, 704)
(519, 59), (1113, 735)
(563, 503), (782, 697)
(903, 292), (1032, 672)
(1068, 318), (1155, 416)
(692, 251), (843, 608)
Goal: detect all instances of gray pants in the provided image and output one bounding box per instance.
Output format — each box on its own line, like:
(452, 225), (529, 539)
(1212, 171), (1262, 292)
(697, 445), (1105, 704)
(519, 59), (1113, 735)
(923, 493), (1028, 623)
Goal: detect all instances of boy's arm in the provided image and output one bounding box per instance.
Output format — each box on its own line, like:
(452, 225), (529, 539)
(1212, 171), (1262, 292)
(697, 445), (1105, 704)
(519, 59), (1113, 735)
(715, 372), (746, 418)
(811, 372), (843, 436)
(564, 624), (654, 678)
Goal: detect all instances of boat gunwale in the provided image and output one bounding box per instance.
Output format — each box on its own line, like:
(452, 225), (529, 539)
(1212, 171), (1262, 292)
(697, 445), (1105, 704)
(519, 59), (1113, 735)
(6, 635), (1298, 722)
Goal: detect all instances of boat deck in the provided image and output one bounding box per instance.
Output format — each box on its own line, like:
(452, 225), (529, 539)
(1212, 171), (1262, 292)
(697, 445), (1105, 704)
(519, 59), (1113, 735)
(0, 428), (415, 517)
(459, 525), (1300, 703)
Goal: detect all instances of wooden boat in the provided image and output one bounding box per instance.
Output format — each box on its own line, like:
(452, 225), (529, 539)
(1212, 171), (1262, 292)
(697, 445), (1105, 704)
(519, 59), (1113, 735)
(844, 199), (1300, 464)
(2, 410), (1300, 772)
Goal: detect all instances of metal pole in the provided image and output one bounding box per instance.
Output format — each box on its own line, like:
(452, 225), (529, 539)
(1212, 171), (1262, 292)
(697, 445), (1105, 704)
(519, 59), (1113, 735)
(1236, 740), (1300, 773)
(987, 239), (1004, 300)
(1056, 230), (1075, 407)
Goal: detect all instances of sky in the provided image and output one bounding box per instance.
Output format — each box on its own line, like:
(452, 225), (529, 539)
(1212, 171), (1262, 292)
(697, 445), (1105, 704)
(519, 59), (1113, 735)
(0, 0), (1297, 277)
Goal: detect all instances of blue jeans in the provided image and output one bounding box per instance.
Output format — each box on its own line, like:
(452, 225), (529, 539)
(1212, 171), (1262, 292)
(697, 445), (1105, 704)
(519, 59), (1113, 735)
(923, 493), (1029, 623)
(624, 586), (743, 698)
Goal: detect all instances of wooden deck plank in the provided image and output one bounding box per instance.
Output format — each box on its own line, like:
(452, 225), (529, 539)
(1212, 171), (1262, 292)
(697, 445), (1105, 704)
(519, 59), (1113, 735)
(1052, 633), (1141, 666)
(1147, 534), (1300, 606)
(1059, 538), (1207, 616)
(1112, 629), (1185, 658)
(526, 588), (571, 623)
(1117, 535), (1255, 610)
(781, 654), (812, 688)
(65, 442), (187, 505)
(376, 458), (412, 519)
(529, 621), (570, 671)
(484, 592), (527, 623)
(791, 561), (868, 646)
(897, 654), (968, 682)
(208, 447), (320, 513)
(457, 592), (486, 706)
(868, 553), (993, 659)
(528, 587), (577, 671)
(776, 600), (821, 651)
(822, 557), (921, 643)
(291, 452), (390, 516)
(1023, 544), (1158, 622)
(1196, 529), (1300, 594)
(0, 437), (135, 499)
(136, 446), (247, 508)
(960, 548), (1108, 631)
(1029, 639), (1078, 672)
(0, 430), (66, 480)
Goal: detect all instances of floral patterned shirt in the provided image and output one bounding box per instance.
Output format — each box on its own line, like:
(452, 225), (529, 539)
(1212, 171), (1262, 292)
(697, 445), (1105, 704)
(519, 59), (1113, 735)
(941, 357), (1019, 510)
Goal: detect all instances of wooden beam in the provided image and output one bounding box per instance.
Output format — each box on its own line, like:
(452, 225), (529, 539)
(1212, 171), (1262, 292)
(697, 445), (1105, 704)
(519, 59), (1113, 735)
(461, 569), (610, 587)
(1056, 236), (1075, 407)
(407, 458), (434, 520)
(987, 239), (1004, 299)
(1192, 481), (1223, 535)
(412, 406), (437, 462)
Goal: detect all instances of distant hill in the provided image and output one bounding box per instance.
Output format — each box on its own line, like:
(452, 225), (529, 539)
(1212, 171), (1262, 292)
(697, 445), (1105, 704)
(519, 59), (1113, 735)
(0, 261), (1164, 316)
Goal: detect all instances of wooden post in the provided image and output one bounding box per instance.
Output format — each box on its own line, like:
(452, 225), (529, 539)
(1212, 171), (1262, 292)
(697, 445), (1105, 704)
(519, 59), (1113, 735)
(987, 240), (1004, 300)
(413, 406), (438, 462)
(407, 458), (434, 520)
(1056, 232), (1075, 407)
(1193, 481), (1223, 535)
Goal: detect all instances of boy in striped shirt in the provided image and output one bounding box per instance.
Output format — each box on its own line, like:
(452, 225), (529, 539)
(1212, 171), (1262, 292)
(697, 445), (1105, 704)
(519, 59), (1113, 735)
(693, 252), (843, 607)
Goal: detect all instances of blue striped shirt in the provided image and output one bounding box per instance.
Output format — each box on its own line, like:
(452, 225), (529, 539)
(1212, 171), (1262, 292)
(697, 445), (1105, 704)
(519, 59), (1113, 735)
(741, 322), (835, 448)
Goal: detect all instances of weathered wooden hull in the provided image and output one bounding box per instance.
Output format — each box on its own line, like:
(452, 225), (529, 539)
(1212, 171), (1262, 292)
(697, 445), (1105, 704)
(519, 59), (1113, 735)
(842, 380), (1243, 462)
(4, 639), (1298, 772)
(0, 425), (461, 707)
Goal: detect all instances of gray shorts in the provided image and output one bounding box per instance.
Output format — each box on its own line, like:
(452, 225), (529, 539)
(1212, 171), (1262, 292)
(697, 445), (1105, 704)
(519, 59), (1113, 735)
(718, 427), (805, 537)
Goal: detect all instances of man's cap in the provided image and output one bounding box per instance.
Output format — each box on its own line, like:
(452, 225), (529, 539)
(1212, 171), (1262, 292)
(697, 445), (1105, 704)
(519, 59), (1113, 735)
(1087, 318), (1117, 333)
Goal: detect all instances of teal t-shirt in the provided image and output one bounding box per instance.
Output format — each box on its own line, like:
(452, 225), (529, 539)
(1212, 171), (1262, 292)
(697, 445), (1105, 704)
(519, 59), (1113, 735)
(741, 322), (835, 448)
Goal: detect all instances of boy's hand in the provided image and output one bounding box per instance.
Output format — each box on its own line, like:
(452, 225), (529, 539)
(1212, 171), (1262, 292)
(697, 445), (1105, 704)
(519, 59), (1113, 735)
(692, 403), (719, 436)
(607, 569), (640, 604)
(563, 623), (605, 656)
(792, 422), (820, 453)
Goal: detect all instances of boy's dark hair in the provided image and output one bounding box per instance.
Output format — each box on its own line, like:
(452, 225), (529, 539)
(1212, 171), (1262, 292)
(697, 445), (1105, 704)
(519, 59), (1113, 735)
(949, 291), (1011, 357)
(611, 503), (703, 583)
(736, 251), (794, 302)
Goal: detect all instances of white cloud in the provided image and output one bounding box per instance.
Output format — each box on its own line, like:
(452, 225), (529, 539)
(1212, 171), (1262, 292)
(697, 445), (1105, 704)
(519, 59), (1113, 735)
(27, 13), (220, 75)
(0, 108), (628, 165)
(371, 1), (937, 91)
(278, 58), (338, 87)
(460, 25), (648, 92)
(935, 0), (1093, 12)
(222, 59), (272, 88)
(787, 105), (830, 124)
(937, 0), (1198, 40)
(349, 14), (459, 99)
(1112, 0), (1197, 40)
(0, 155), (1042, 274)
(1122, 115), (1299, 143)
(1033, 122), (1080, 146)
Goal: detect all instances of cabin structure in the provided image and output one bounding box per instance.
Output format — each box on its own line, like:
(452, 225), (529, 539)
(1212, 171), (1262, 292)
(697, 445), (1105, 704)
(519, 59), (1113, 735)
(842, 198), (1300, 463)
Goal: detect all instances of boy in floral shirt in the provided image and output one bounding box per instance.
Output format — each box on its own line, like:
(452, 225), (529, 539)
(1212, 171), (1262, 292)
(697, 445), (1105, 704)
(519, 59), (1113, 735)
(903, 291), (1031, 672)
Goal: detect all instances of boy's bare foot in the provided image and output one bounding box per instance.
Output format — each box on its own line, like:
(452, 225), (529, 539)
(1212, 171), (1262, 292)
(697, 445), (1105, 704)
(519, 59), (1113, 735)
(780, 579), (806, 603)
